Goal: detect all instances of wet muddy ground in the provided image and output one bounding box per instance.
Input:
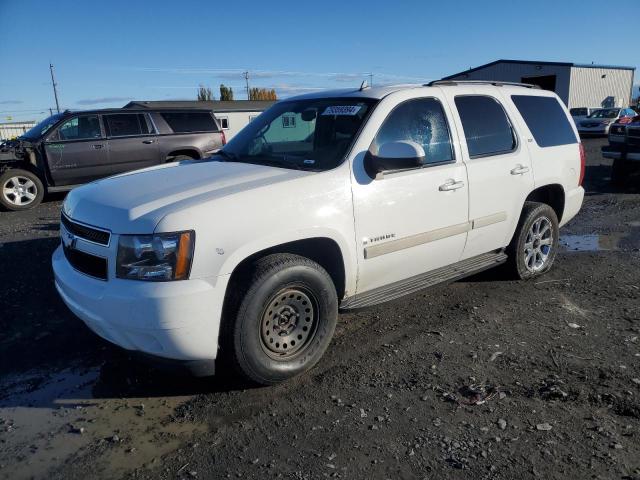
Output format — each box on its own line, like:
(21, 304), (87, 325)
(0, 138), (639, 479)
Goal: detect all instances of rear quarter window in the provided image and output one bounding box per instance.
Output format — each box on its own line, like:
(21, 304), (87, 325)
(160, 112), (218, 133)
(511, 95), (577, 147)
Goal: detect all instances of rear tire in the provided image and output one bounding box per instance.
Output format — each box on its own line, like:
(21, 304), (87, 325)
(221, 254), (338, 385)
(0, 168), (44, 211)
(504, 202), (559, 280)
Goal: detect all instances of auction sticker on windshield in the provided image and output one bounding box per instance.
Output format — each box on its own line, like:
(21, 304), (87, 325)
(322, 105), (362, 116)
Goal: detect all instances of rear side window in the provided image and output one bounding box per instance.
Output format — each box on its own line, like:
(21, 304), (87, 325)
(372, 98), (454, 165)
(511, 95), (577, 147)
(160, 112), (218, 133)
(454, 96), (516, 157)
(104, 114), (151, 137)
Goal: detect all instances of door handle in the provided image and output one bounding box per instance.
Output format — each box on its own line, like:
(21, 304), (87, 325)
(510, 165), (530, 175)
(142, 140), (155, 144)
(439, 179), (465, 191)
(92, 144), (103, 149)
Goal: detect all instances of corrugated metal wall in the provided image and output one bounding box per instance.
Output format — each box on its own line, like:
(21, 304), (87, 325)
(568, 67), (634, 108)
(447, 63), (572, 104)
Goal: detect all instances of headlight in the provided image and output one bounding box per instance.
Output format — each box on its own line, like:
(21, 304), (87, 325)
(116, 231), (194, 281)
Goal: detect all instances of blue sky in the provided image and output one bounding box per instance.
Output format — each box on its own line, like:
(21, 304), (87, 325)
(0, 0), (638, 122)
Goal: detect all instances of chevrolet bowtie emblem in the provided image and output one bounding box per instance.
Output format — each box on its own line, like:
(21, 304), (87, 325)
(62, 230), (77, 249)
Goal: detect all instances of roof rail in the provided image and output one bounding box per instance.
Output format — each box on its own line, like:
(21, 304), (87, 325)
(426, 80), (540, 89)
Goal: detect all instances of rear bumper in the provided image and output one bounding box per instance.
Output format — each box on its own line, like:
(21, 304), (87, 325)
(53, 245), (228, 362)
(560, 186), (584, 228)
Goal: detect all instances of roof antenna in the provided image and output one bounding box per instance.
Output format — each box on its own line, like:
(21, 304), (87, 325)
(359, 80), (369, 91)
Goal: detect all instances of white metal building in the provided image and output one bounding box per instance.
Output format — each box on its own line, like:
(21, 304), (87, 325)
(443, 60), (636, 109)
(125, 100), (275, 140)
(0, 121), (36, 140)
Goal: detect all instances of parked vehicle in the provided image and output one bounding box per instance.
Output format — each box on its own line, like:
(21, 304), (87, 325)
(53, 81), (585, 384)
(0, 109), (225, 211)
(577, 107), (637, 135)
(570, 107), (599, 125)
(602, 118), (640, 185)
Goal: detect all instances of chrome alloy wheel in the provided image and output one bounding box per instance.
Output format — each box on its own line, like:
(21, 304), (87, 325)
(524, 216), (553, 272)
(260, 287), (318, 359)
(2, 175), (37, 206)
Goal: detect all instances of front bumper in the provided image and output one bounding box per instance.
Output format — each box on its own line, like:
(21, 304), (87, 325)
(602, 145), (640, 162)
(578, 125), (610, 135)
(52, 245), (228, 362)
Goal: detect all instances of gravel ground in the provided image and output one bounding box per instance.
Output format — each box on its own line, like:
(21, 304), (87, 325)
(0, 138), (639, 480)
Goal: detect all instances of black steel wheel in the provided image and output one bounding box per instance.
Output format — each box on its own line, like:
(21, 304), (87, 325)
(222, 253), (338, 385)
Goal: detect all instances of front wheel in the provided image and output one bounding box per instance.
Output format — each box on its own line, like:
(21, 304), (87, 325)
(221, 254), (338, 385)
(504, 202), (559, 280)
(0, 169), (44, 211)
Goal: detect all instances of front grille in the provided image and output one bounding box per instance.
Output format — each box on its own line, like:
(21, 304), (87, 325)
(628, 128), (640, 139)
(609, 125), (626, 136)
(61, 213), (110, 246)
(63, 245), (108, 280)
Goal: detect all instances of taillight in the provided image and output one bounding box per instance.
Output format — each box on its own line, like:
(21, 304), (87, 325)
(578, 143), (586, 186)
(221, 130), (226, 145)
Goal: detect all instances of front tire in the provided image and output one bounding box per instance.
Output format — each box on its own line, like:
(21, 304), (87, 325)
(0, 169), (44, 211)
(505, 202), (559, 280)
(222, 254), (338, 385)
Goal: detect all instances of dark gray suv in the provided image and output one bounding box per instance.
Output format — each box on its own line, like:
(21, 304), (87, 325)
(0, 108), (225, 210)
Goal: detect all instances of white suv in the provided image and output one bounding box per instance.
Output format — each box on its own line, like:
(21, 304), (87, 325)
(52, 81), (585, 384)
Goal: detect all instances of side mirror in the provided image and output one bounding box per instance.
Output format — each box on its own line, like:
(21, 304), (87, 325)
(364, 141), (425, 177)
(301, 109), (317, 122)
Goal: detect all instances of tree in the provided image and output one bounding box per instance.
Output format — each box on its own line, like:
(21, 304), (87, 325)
(249, 87), (277, 101)
(220, 84), (234, 101)
(197, 85), (213, 101)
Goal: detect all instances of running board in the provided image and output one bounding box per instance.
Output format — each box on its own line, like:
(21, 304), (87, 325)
(340, 250), (507, 310)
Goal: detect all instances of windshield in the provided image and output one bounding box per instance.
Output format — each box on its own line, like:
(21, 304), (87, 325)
(588, 109), (619, 119)
(220, 98), (376, 171)
(21, 114), (64, 139)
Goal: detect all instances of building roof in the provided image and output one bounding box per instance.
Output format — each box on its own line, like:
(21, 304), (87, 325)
(123, 100), (276, 112)
(443, 59), (636, 80)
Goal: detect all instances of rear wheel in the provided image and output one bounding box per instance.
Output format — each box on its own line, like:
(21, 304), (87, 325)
(504, 202), (559, 280)
(221, 254), (338, 385)
(0, 169), (44, 211)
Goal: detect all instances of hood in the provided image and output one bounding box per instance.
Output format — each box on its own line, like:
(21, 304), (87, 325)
(63, 160), (312, 233)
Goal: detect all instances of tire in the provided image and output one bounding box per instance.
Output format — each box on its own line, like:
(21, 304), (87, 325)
(221, 253), (338, 385)
(611, 157), (630, 187)
(504, 202), (559, 280)
(0, 168), (44, 211)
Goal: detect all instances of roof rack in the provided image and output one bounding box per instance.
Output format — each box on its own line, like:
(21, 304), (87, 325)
(426, 80), (540, 89)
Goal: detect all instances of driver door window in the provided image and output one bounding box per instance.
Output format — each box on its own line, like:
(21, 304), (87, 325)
(53, 115), (102, 141)
(372, 98), (454, 165)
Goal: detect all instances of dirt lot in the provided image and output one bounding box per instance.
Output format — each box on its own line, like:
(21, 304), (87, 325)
(0, 138), (639, 480)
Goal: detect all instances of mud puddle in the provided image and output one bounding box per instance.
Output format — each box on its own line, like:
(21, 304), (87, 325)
(0, 363), (207, 480)
(560, 231), (639, 252)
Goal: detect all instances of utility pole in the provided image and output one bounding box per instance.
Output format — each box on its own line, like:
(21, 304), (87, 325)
(49, 63), (60, 113)
(49, 108), (53, 115)
(243, 71), (250, 100)
(369, 72), (373, 87)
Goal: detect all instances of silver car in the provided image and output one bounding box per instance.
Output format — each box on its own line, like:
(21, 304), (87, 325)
(578, 107), (636, 135)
